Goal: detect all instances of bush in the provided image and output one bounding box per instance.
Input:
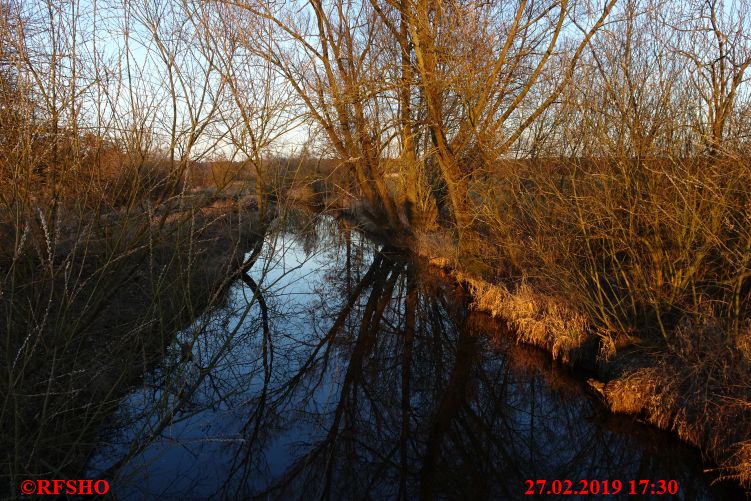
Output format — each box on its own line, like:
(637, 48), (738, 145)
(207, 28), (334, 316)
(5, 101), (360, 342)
(480, 156), (751, 347)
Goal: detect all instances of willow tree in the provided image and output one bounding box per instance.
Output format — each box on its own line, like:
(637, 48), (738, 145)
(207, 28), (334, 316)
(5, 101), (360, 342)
(225, 0), (406, 230)
(224, 0), (616, 239)
(187, 3), (298, 218)
(387, 0), (616, 238)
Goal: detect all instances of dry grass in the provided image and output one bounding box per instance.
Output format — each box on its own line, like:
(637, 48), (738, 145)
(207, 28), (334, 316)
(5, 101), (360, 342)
(597, 335), (751, 488)
(414, 154), (751, 489)
(730, 442), (751, 487)
(415, 231), (592, 363)
(442, 257), (751, 489)
(0, 155), (266, 496)
(286, 185), (317, 205)
(459, 275), (590, 363)
(478, 156), (751, 344)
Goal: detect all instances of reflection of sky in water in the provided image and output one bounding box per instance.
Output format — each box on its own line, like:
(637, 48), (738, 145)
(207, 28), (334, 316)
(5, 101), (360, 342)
(89, 216), (376, 498)
(88, 214), (742, 500)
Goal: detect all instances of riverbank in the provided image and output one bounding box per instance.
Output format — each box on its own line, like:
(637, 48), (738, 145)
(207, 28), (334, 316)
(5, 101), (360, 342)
(86, 210), (742, 499)
(411, 230), (751, 493)
(1, 190), (267, 495)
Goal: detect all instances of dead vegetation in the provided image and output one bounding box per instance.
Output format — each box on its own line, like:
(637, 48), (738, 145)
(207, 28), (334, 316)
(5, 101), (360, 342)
(0, 167), (265, 489)
(457, 274), (591, 364)
(3, 0), (751, 494)
(412, 154), (751, 489)
(0, 1), (281, 495)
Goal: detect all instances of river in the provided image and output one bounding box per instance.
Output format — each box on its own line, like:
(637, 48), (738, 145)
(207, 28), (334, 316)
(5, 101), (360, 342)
(88, 212), (741, 500)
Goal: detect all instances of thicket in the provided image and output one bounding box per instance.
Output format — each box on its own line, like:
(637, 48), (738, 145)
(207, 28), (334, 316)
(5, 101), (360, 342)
(2, 0), (751, 492)
(0, 0), (282, 494)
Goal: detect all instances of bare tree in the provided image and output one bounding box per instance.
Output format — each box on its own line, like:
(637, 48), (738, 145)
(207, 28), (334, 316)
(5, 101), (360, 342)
(674, 0), (751, 155)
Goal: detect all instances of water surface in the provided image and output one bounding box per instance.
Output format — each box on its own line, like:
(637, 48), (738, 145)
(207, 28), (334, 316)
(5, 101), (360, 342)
(90, 213), (740, 500)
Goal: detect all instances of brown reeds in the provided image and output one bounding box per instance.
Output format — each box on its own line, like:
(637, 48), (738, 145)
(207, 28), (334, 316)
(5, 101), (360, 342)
(435, 154), (751, 487)
(0, 1), (290, 496)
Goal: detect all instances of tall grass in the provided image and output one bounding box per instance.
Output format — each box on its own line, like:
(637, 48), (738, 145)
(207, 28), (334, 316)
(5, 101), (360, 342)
(469, 154), (751, 486)
(480, 156), (751, 352)
(0, 146), (264, 496)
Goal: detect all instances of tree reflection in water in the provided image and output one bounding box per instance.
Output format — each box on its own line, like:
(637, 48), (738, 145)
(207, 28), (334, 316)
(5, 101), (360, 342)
(90, 214), (739, 500)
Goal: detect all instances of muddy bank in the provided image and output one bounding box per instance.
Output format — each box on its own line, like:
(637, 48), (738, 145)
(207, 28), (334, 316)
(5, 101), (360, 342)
(410, 235), (751, 494)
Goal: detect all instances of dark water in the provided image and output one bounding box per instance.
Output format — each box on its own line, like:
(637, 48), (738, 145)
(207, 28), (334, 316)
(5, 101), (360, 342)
(89, 213), (742, 500)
